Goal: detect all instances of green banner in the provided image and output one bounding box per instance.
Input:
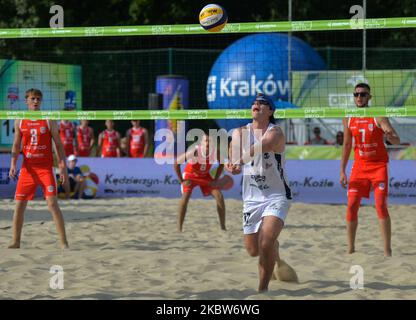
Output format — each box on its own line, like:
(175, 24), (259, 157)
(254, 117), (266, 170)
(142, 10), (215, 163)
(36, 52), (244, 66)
(0, 17), (416, 39)
(292, 70), (416, 109)
(285, 146), (416, 160)
(0, 107), (415, 120)
(0, 59), (81, 148)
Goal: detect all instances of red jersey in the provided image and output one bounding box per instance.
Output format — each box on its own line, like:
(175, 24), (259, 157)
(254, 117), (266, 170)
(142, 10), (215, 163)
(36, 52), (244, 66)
(348, 117), (388, 164)
(184, 145), (216, 178)
(59, 121), (75, 156)
(127, 127), (146, 158)
(101, 129), (119, 157)
(77, 125), (93, 156)
(20, 119), (53, 167)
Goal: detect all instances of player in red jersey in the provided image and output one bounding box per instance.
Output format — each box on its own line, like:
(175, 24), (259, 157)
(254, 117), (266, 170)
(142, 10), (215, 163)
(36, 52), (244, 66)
(76, 120), (95, 157)
(174, 133), (226, 232)
(8, 89), (69, 249)
(340, 83), (400, 257)
(59, 120), (75, 157)
(126, 120), (149, 158)
(97, 120), (121, 158)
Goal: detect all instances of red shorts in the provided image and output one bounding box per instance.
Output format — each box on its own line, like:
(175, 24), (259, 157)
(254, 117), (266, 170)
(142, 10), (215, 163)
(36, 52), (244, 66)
(64, 144), (75, 157)
(77, 148), (90, 157)
(15, 165), (58, 200)
(181, 172), (215, 197)
(348, 162), (388, 198)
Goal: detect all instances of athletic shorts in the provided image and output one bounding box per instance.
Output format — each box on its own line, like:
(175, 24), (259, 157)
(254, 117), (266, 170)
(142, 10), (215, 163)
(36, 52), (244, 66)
(242, 198), (291, 235)
(64, 144), (74, 157)
(181, 172), (214, 197)
(348, 162), (388, 198)
(77, 148), (90, 157)
(15, 165), (57, 200)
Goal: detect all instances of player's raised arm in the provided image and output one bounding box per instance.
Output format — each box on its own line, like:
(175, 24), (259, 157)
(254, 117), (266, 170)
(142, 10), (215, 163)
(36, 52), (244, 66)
(377, 117), (400, 145)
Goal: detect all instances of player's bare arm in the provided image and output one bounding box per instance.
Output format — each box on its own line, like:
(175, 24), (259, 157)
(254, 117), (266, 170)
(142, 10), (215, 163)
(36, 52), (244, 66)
(9, 120), (22, 179)
(239, 126), (284, 165)
(225, 127), (243, 174)
(377, 117), (400, 145)
(50, 120), (69, 185)
(143, 128), (150, 157)
(96, 132), (103, 156)
(340, 118), (352, 188)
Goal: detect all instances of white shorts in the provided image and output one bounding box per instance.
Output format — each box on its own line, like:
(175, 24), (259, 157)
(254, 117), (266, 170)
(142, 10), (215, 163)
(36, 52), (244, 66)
(242, 198), (291, 235)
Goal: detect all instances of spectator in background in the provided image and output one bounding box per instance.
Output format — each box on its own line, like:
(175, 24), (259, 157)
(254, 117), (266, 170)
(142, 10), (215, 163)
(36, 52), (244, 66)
(126, 120), (149, 158)
(335, 131), (344, 146)
(59, 154), (86, 199)
(59, 120), (76, 157)
(76, 120), (95, 157)
(97, 120), (121, 157)
(305, 127), (329, 145)
(120, 137), (128, 157)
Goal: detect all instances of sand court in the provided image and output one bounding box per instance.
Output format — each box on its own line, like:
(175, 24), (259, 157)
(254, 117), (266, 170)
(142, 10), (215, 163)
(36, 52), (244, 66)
(0, 198), (415, 299)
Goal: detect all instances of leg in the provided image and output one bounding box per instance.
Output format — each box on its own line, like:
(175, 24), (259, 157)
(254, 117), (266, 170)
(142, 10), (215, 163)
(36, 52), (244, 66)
(244, 233), (259, 257)
(8, 200), (28, 248)
(210, 189), (226, 230)
(346, 195), (361, 254)
(77, 179), (86, 199)
(177, 191), (192, 232)
(46, 196), (69, 249)
(374, 190), (391, 257)
(257, 216), (284, 292)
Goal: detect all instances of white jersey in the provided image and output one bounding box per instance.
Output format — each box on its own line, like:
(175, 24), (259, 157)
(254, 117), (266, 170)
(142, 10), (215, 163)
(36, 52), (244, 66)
(242, 123), (292, 211)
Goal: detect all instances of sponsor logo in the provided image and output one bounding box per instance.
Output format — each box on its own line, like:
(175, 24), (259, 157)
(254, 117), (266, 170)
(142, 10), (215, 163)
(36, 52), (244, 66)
(368, 123), (374, 131)
(40, 126), (46, 134)
(47, 186), (55, 192)
(379, 183), (385, 190)
(207, 74), (289, 102)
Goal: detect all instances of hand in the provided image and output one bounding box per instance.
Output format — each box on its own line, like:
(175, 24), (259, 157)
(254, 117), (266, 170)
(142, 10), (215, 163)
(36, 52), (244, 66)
(9, 164), (17, 179)
(182, 179), (191, 187)
(340, 172), (348, 189)
(59, 167), (68, 185)
(225, 163), (242, 175)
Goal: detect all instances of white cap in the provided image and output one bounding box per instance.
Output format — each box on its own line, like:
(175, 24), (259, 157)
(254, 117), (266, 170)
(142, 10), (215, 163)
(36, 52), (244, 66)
(67, 154), (77, 162)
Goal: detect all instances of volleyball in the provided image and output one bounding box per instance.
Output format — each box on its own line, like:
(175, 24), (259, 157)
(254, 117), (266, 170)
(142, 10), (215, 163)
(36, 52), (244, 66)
(83, 175), (99, 199)
(199, 4), (228, 32)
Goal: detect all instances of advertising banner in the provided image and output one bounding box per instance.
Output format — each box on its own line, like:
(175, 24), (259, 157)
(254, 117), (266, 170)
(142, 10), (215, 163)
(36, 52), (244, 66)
(1, 155), (415, 205)
(0, 59), (82, 148)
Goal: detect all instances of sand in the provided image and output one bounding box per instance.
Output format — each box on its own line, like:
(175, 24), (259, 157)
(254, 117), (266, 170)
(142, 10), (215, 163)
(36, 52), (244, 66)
(0, 198), (415, 300)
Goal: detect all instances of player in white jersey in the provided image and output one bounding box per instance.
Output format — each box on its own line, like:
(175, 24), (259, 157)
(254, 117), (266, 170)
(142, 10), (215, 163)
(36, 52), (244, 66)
(226, 93), (297, 292)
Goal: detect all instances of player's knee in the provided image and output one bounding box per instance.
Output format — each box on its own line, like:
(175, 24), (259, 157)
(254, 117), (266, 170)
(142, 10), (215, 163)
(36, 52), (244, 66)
(375, 194), (389, 219)
(245, 244), (259, 257)
(259, 238), (274, 254)
(346, 196), (360, 222)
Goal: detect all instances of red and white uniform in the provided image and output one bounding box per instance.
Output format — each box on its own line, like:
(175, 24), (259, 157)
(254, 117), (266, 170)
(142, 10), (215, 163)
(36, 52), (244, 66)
(76, 126), (93, 157)
(348, 117), (389, 198)
(127, 127), (146, 158)
(59, 121), (75, 157)
(100, 130), (119, 157)
(15, 120), (57, 200)
(182, 145), (217, 196)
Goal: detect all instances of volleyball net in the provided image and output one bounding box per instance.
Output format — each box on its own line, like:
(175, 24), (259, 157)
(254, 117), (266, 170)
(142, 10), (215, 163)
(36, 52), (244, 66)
(1, 16), (416, 149)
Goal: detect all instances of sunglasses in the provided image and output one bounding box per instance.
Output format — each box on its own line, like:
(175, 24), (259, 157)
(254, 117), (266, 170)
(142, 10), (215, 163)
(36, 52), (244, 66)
(353, 92), (369, 98)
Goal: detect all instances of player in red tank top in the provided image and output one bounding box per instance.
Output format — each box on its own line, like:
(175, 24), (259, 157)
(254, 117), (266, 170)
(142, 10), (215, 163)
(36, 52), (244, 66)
(174, 133), (226, 232)
(76, 120), (95, 157)
(8, 89), (69, 249)
(59, 120), (75, 157)
(340, 83), (400, 257)
(97, 120), (121, 157)
(126, 120), (149, 158)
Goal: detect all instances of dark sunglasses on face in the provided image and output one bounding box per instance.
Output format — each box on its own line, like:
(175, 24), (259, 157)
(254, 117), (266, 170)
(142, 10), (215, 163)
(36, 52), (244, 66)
(353, 92), (369, 98)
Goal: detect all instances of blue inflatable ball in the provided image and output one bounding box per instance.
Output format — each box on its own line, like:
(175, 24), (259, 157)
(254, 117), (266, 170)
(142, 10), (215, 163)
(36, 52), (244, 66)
(206, 33), (326, 130)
